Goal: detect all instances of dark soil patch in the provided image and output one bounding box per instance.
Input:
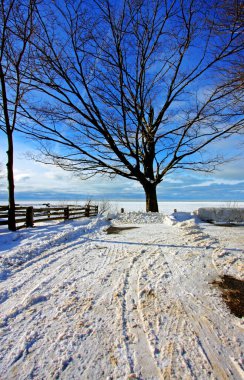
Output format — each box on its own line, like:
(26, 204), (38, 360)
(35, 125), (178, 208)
(107, 226), (139, 234)
(212, 275), (244, 318)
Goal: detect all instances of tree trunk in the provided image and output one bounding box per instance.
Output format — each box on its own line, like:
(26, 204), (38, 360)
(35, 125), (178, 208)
(0, 62), (16, 231)
(143, 183), (159, 212)
(7, 131), (16, 231)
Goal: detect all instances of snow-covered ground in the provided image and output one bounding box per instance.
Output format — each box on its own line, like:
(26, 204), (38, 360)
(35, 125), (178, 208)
(0, 210), (243, 379)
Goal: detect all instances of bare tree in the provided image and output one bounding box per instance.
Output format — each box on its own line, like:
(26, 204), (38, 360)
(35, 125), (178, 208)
(0, 0), (36, 229)
(211, 0), (244, 107)
(0, 163), (5, 183)
(21, 0), (243, 212)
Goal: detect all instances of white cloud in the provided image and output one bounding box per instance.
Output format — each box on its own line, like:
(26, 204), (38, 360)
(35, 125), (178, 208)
(164, 177), (183, 184)
(185, 179), (243, 188)
(1, 131), (244, 201)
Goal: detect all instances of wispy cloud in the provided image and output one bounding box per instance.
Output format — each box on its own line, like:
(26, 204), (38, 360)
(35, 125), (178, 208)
(1, 132), (244, 202)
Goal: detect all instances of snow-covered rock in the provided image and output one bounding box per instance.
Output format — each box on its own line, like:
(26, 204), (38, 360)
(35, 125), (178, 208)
(194, 207), (244, 223)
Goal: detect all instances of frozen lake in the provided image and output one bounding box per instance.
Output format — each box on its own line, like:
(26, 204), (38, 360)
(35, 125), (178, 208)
(108, 201), (244, 214)
(1, 200), (243, 214)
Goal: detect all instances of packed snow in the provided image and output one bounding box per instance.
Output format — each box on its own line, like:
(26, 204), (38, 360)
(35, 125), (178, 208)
(0, 207), (243, 379)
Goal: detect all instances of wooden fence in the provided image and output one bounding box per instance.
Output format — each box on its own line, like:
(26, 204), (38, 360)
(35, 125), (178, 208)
(0, 204), (98, 230)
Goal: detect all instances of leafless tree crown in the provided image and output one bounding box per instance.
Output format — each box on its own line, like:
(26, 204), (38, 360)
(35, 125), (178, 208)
(8, 0), (244, 211)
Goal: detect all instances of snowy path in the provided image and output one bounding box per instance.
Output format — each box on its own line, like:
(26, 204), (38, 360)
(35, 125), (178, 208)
(0, 218), (243, 379)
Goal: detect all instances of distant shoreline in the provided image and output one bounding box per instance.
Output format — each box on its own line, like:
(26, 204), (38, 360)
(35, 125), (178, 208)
(1, 199), (244, 203)
(1, 200), (243, 214)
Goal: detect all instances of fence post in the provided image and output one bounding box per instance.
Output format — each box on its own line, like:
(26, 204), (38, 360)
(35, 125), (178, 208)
(43, 203), (50, 218)
(8, 206), (16, 231)
(85, 204), (90, 217)
(64, 206), (70, 220)
(95, 205), (98, 215)
(26, 207), (34, 228)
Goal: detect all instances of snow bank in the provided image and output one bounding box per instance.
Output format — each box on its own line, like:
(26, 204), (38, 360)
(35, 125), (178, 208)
(212, 248), (244, 281)
(164, 211), (197, 225)
(115, 210), (196, 225)
(116, 211), (166, 224)
(194, 207), (244, 223)
(0, 216), (109, 281)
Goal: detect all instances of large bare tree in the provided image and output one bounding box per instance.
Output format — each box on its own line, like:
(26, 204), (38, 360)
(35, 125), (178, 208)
(21, 0), (243, 211)
(0, 0), (36, 229)
(212, 0), (244, 107)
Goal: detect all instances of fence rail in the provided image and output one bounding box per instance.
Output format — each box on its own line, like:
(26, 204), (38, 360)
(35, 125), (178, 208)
(0, 204), (98, 230)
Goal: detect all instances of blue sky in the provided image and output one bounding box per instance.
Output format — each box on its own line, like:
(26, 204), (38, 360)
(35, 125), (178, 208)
(1, 132), (243, 202)
(1, 0), (243, 204)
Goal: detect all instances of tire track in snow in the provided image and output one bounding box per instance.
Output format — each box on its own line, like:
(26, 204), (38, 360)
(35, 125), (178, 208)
(0, 221), (243, 379)
(108, 223), (243, 379)
(1, 232), (139, 379)
(113, 248), (163, 379)
(137, 249), (218, 379)
(166, 221), (244, 379)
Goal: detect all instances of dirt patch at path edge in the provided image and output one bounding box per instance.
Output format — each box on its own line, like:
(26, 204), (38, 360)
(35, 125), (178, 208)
(212, 275), (244, 318)
(107, 226), (139, 234)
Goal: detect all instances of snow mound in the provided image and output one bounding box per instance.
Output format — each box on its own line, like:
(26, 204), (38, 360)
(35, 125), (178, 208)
(0, 216), (109, 281)
(212, 248), (244, 281)
(116, 211), (165, 224)
(115, 211), (197, 225)
(177, 218), (218, 248)
(178, 219), (201, 230)
(195, 207), (244, 223)
(164, 212), (195, 225)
